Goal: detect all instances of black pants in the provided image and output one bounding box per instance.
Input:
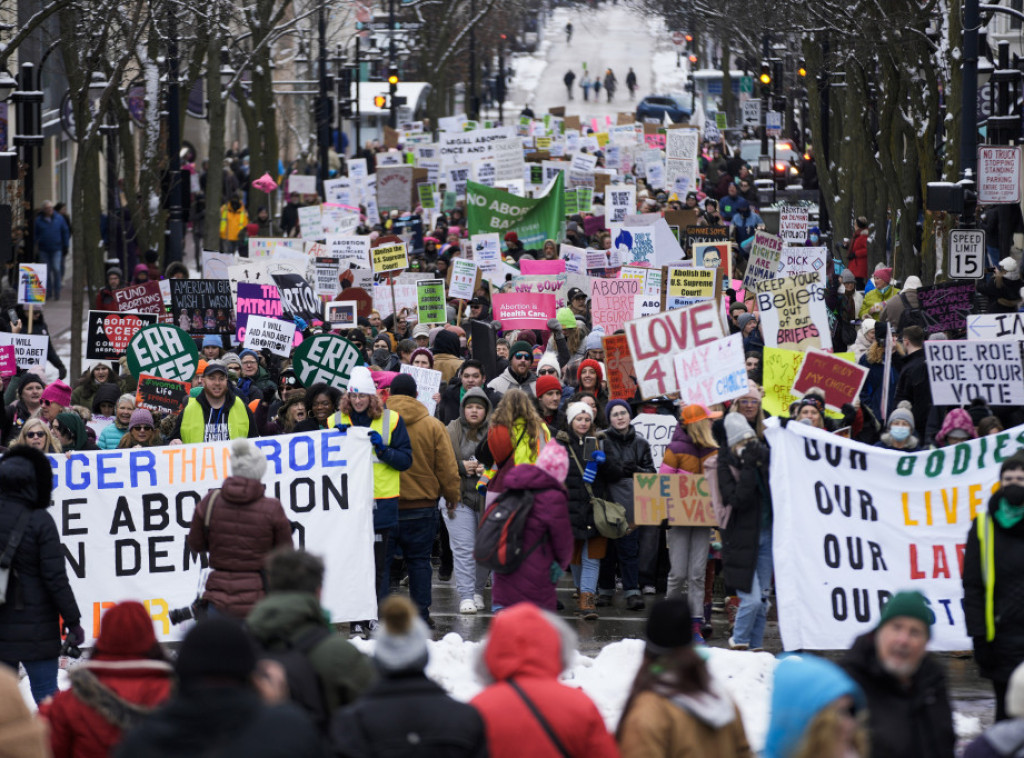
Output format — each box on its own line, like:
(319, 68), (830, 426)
(995, 678), (1009, 722)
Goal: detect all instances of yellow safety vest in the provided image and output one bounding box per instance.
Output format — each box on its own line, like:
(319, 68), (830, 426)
(976, 514), (997, 642)
(180, 396), (249, 444)
(328, 410), (400, 500)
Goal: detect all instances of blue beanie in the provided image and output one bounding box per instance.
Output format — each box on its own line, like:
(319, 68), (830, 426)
(239, 349), (259, 361)
(202, 334), (222, 348)
(605, 399), (631, 420)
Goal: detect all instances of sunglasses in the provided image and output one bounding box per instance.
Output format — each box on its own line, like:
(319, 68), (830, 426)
(513, 352), (532, 360)
(25, 431), (45, 439)
(41, 399), (52, 406)
(133, 425), (154, 432)
(538, 368), (558, 376)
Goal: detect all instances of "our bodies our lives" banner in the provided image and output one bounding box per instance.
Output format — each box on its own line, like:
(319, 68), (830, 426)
(49, 429), (376, 645)
(766, 419), (1024, 651)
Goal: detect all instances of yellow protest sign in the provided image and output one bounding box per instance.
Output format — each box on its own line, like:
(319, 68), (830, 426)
(667, 267), (716, 308)
(372, 242), (409, 273)
(762, 346), (855, 419)
(633, 473), (717, 526)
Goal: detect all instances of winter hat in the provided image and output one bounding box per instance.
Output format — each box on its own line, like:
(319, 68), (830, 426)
(238, 349), (259, 362)
(91, 382), (122, 414)
(566, 401), (594, 426)
(390, 373), (418, 398)
(645, 597), (693, 655)
(873, 267), (893, 284)
(839, 269), (856, 283)
(681, 404), (722, 424)
(860, 317), (876, 336)
(874, 320), (889, 343)
(967, 397), (993, 426)
(510, 340), (534, 357)
(221, 352), (241, 369)
(605, 399), (632, 420)
(555, 307), (578, 330)
(346, 365), (377, 395)
(94, 600), (160, 660)
(537, 352), (561, 375)
(1007, 662), (1024, 719)
(129, 408), (155, 431)
(433, 329), (461, 356)
(409, 348), (434, 368)
(886, 400), (915, 431)
(204, 361), (229, 378)
(40, 380), (72, 409)
(535, 375), (563, 398)
(230, 438), (267, 481)
(736, 313), (758, 331)
(733, 197), (750, 212)
(577, 358), (604, 384)
(196, 359), (208, 377)
(936, 408), (976, 445)
(55, 412), (87, 450)
(1000, 256), (1020, 275)
(878, 590), (935, 637)
(738, 380), (763, 403)
(202, 334), (222, 349)
(374, 596), (430, 674)
(724, 413), (756, 447)
(535, 440), (569, 483)
(583, 329), (605, 353)
(903, 276), (922, 290)
(504, 231), (518, 243)
(176, 618), (257, 691)
(16, 373), (45, 397)
(412, 323), (431, 339)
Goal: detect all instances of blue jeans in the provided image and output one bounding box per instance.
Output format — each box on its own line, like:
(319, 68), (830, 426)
(1, 658), (58, 704)
(570, 540), (600, 594)
(384, 507), (439, 619)
(598, 529), (640, 596)
(733, 529), (773, 648)
(39, 247), (63, 299)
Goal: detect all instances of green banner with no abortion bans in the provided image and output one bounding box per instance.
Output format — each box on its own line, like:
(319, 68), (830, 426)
(466, 172), (566, 250)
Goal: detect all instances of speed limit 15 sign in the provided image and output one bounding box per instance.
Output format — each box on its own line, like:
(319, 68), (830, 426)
(949, 229), (986, 280)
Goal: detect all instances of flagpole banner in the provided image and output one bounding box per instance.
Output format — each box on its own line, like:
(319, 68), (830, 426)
(765, 419), (1022, 651)
(51, 429), (377, 645)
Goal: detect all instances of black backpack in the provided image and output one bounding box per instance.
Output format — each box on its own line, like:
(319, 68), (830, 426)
(255, 625), (333, 734)
(475, 489), (548, 574)
(896, 292), (928, 334)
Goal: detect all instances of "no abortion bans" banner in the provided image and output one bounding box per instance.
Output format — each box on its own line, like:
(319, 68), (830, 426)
(766, 419), (1024, 651)
(49, 429), (376, 645)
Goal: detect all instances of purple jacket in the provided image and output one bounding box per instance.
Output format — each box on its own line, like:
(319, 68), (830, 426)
(491, 463), (574, 612)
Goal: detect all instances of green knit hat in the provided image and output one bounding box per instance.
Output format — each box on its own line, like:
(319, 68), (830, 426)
(878, 591), (935, 637)
(510, 340), (533, 357)
(556, 307), (577, 330)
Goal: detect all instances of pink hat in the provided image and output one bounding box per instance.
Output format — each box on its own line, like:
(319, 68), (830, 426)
(535, 442), (569, 483)
(874, 267), (893, 284)
(936, 408), (976, 445)
(40, 380), (71, 409)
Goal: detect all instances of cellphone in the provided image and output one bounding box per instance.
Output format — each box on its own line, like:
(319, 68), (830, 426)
(7, 310), (16, 325)
(584, 436), (599, 460)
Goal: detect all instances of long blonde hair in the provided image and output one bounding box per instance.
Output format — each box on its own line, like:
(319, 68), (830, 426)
(489, 389), (546, 452)
(792, 701), (869, 758)
(683, 417), (718, 449)
(729, 397), (766, 439)
(15, 418), (61, 453)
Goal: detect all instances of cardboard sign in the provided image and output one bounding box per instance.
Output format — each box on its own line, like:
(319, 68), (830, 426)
(327, 235), (371, 268)
(376, 165), (416, 212)
(743, 231), (785, 288)
(762, 346), (849, 421)
(603, 334), (637, 401)
(114, 281), (164, 316)
(917, 281), (975, 334)
(325, 301), (358, 329)
(372, 241), (409, 273)
(778, 246), (828, 279)
(792, 348), (869, 411)
(967, 313), (1024, 341)
(18, 264), (46, 305)
(633, 473), (716, 526)
(291, 334), (365, 391)
(169, 280), (235, 335)
(448, 259), (479, 302)
(0, 345), (15, 377)
(314, 256), (342, 299)
(125, 324), (200, 382)
(135, 374), (191, 416)
(87, 310), (159, 360)
(0, 333), (47, 370)
(778, 206), (809, 245)
(243, 315), (297, 357)
(398, 364), (443, 416)
(978, 145), (1022, 204)
(491, 293), (556, 329)
(630, 413), (678, 470)
(590, 279), (641, 334)
(672, 333), (747, 407)
(925, 340), (1024, 406)
(625, 301), (725, 398)
(236, 282), (284, 344)
(755, 271), (832, 352)
(272, 273), (322, 325)
(416, 279), (447, 324)
(667, 267), (716, 309)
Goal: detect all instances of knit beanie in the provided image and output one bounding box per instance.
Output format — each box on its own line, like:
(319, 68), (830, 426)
(736, 313), (757, 331)
(565, 401), (594, 426)
(56, 411), (87, 450)
(176, 618), (257, 691)
(535, 375), (562, 398)
(94, 600), (160, 660)
(605, 399), (632, 420)
(583, 329), (605, 353)
(535, 441), (569, 482)
(346, 365), (377, 395)
(874, 267), (893, 284)
(936, 408), (976, 444)
(375, 596), (430, 674)
(40, 380), (72, 409)
(230, 438), (267, 481)
(238, 348), (259, 362)
(409, 348), (434, 368)
(724, 413), (756, 448)
(577, 358), (604, 384)
(839, 269), (855, 283)
(645, 597), (693, 655)
(886, 400), (915, 432)
(510, 340), (534, 357)
(738, 380), (763, 403)
(878, 590), (935, 637)
(903, 276), (922, 290)
(129, 408), (155, 431)
(221, 352), (241, 368)
(202, 334), (222, 349)
(390, 373), (418, 398)
(16, 373), (44, 398)
(555, 307), (577, 330)
(537, 352), (561, 375)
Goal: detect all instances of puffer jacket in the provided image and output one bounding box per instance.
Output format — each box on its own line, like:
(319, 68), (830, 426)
(470, 603), (620, 758)
(556, 429), (622, 543)
(660, 424), (717, 475)
(0, 446), (81, 662)
(445, 387), (492, 511)
(186, 476), (293, 618)
(386, 394), (460, 508)
(602, 425), (655, 524)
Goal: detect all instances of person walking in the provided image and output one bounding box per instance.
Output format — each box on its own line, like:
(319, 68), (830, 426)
(625, 67), (638, 99)
(580, 72), (592, 102)
(564, 69), (576, 100)
(604, 69), (617, 102)
(34, 200), (70, 300)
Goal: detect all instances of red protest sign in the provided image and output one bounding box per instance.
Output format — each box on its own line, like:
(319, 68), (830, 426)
(0, 345), (15, 377)
(603, 334), (637, 400)
(114, 281), (164, 316)
(135, 373), (192, 416)
(792, 349), (869, 412)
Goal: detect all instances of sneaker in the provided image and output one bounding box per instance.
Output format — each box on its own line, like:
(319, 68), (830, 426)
(626, 595), (645, 611)
(473, 594), (486, 611)
(595, 594), (613, 607)
(692, 620), (705, 644)
(728, 636), (749, 651)
(642, 585), (657, 596)
(459, 599), (477, 614)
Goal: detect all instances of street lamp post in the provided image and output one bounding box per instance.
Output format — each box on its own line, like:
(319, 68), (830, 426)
(166, 8), (185, 264)
(316, 5), (330, 197)
(11, 63), (42, 272)
(388, 0), (398, 129)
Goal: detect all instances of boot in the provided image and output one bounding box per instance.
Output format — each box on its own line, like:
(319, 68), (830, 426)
(726, 596), (740, 631)
(691, 619), (705, 644)
(578, 592), (599, 621)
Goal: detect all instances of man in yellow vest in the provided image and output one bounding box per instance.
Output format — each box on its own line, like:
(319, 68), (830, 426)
(171, 362), (255, 444)
(219, 193), (249, 254)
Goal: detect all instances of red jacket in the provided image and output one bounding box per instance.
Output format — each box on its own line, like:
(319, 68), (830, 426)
(40, 658), (174, 758)
(847, 231), (868, 280)
(471, 604), (620, 758)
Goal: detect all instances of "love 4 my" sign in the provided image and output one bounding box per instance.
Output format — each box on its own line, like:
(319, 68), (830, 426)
(126, 324), (200, 382)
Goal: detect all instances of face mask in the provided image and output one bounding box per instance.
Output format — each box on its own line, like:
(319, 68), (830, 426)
(810, 234), (820, 244)
(890, 425), (911, 441)
(995, 486), (1024, 529)
(1002, 484), (1024, 507)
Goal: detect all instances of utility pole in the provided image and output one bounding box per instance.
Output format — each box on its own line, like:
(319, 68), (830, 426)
(355, 36), (362, 151)
(166, 8), (185, 264)
(388, 0), (397, 129)
(317, 4), (330, 197)
(469, 0), (478, 120)
(759, 34), (770, 178)
(12, 63), (42, 273)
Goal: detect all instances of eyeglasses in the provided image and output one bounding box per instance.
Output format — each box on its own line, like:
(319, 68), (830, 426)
(537, 368), (558, 376)
(25, 431), (45, 439)
(241, 360), (258, 367)
(133, 425), (154, 432)
(513, 352), (532, 361)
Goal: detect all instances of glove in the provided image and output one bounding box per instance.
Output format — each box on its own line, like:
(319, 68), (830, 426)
(368, 430), (384, 450)
(58, 366), (67, 381)
(583, 451), (605, 484)
(549, 562), (564, 583)
(64, 624), (85, 647)
(294, 316), (308, 332)
(546, 317), (563, 332)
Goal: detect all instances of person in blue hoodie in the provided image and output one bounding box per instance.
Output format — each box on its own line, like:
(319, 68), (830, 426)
(763, 655), (867, 758)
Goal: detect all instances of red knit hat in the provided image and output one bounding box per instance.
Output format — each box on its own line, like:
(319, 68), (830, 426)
(577, 359), (604, 384)
(93, 600), (159, 660)
(536, 374), (562, 398)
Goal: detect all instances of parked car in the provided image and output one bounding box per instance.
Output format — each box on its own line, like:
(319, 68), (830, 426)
(739, 139), (802, 186)
(635, 95), (691, 124)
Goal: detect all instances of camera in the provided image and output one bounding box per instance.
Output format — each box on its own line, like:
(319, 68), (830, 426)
(168, 598), (208, 626)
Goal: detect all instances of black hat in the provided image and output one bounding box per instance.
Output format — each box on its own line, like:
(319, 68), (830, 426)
(644, 597), (693, 656)
(176, 618), (257, 691)
(469, 297), (484, 307)
(390, 373), (418, 398)
(203, 361), (228, 377)
(567, 287), (586, 301)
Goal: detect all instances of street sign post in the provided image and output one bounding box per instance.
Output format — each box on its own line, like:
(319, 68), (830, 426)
(742, 100), (761, 128)
(766, 110), (782, 137)
(672, 31), (685, 46)
(949, 229), (987, 280)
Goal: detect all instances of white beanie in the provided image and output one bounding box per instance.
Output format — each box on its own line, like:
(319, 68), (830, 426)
(374, 596), (429, 674)
(903, 276), (922, 290)
(346, 365), (376, 395)
(537, 352), (561, 375)
(566, 402), (594, 425)
(1001, 256), (1021, 281)
(724, 413), (755, 448)
(860, 318), (876, 336)
(230, 439), (267, 481)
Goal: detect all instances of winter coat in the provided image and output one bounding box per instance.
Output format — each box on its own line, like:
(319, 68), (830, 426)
(70, 379), (119, 410)
(859, 353), (900, 424)
(602, 425), (655, 524)
(436, 383), (501, 426)
(386, 394), (461, 508)
(331, 673), (487, 758)
(186, 476), (293, 618)
(840, 631), (955, 758)
(964, 490), (1024, 683)
(893, 349), (932, 436)
(491, 462), (574, 611)
(660, 424), (716, 475)
(964, 719), (1024, 758)
(978, 275), (1024, 313)
(98, 422), (129, 450)
(114, 687), (325, 758)
(0, 446), (81, 662)
(470, 603), (620, 758)
(847, 231), (868, 280)
(432, 331), (465, 384)
(40, 658), (175, 758)
(246, 592), (375, 713)
(879, 288), (919, 330)
(488, 366), (537, 396)
(714, 442), (771, 593)
(557, 430), (622, 549)
(445, 388), (492, 510)
(859, 284), (901, 319)
(618, 684), (751, 758)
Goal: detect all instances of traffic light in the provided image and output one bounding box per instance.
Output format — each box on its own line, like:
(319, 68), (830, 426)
(684, 33), (693, 43)
(688, 53), (698, 65)
(759, 64), (771, 86)
(797, 59), (807, 77)
(374, 94), (387, 108)
(387, 71), (399, 86)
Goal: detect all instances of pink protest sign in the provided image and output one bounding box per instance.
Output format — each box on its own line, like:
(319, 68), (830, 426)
(590, 278), (641, 333)
(492, 293), (557, 329)
(0, 345), (15, 377)
(520, 259), (567, 275)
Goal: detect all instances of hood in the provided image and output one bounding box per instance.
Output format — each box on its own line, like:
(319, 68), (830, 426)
(460, 386), (492, 416)
(668, 679), (737, 729)
(92, 382), (122, 413)
(386, 394), (429, 425)
(482, 603), (565, 681)
(218, 475), (267, 504)
(502, 462), (564, 492)
(57, 411), (88, 451)
(0, 446), (53, 509)
(433, 329), (461, 357)
(246, 592), (325, 645)
(981, 719), (1024, 756)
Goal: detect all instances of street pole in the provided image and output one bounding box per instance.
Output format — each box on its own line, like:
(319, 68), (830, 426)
(166, 8), (185, 264)
(12, 62), (41, 273)
(960, 0), (979, 228)
(759, 34), (770, 179)
(102, 119), (119, 270)
(388, 0), (397, 129)
(497, 35), (505, 124)
(355, 36), (362, 151)
(818, 38), (831, 240)
(317, 4), (329, 197)
(469, 0), (478, 120)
